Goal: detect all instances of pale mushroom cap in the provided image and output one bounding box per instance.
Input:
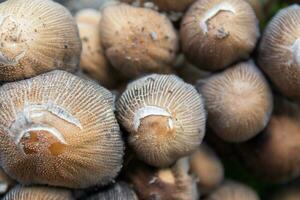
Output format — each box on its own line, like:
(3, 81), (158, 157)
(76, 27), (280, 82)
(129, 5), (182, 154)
(86, 182), (138, 200)
(259, 5), (300, 102)
(180, 0), (259, 71)
(190, 143), (224, 194)
(3, 185), (73, 200)
(0, 0), (81, 81)
(0, 70), (124, 188)
(100, 4), (178, 79)
(237, 98), (300, 183)
(76, 10), (119, 88)
(200, 61), (273, 142)
(116, 74), (206, 167)
(205, 181), (260, 200)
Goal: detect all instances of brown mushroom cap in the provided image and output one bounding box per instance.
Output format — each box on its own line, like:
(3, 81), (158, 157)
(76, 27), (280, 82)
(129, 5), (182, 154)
(205, 181), (260, 200)
(190, 143), (224, 194)
(3, 185), (73, 200)
(258, 5), (300, 102)
(199, 61), (273, 142)
(180, 0), (259, 71)
(0, 70), (124, 188)
(116, 74), (206, 167)
(236, 97), (300, 183)
(0, 0), (81, 81)
(100, 4), (178, 79)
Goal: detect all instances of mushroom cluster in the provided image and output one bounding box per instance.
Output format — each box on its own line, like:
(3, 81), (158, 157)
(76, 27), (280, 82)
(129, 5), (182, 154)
(0, 0), (299, 199)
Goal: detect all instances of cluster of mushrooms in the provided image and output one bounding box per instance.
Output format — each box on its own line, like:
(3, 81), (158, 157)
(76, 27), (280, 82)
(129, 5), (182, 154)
(0, 0), (300, 199)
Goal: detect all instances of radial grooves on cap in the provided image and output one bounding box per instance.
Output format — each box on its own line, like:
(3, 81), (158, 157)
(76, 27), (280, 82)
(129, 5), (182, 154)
(3, 185), (73, 200)
(0, 70), (123, 188)
(259, 5), (300, 101)
(0, 0), (81, 81)
(116, 74), (206, 166)
(201, 62), (273, 142)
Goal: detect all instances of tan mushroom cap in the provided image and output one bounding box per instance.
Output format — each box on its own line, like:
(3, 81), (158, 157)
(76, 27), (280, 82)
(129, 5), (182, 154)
(0, 70), (124, 188)
(100, 4), (178, 79)
(75, 9), (119, 88)
(199, 61), (273, 142)
(0, 0), (81, 81)
(205, 181), (260, 200)
(180, 0), (259, 71)
(236, 97), (300, 183)
(190, 143), (224, 194)
(259, 5), (300, 102)
(116, 74), (206, 167)
(3, 185), (73, 200)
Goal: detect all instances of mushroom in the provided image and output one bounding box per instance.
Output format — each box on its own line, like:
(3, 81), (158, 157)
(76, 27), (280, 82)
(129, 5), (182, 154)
(116, 74), (206, 167)
(86, 182), (138, 200)
(0, 0), (81, 81)
(180, 0), (259, 71)
(198, 61), (273, 142)
(100, 4), (178, 79)
(75, 9), (120, 88)
(129, 157), (199, 200)
(3, 185), (73, 200)
(258, 5), (300, 102)
(204, 180), (260, 200)
(189, 143), (224, 194)
(236, 97), (300, 183)
(0, 70), (124, 188)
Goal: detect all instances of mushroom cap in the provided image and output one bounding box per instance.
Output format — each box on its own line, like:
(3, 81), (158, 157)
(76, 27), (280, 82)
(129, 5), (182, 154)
(190, 143), (224, 194)
(236, 97), (300, 183)
(76, 9), (119, 88)
(199, 61), (273, 142)
(258, 5), (300, 102)
(86, 182), (138, 200)
(180, 0), (259, 71)
(100, 4), (178, 79)
(0, 0), (81, 81)
(116, 74), (206, 167)
(0, 70), (124, 188)
(205, 181), (260, 200)
(3, 185), (73, 200)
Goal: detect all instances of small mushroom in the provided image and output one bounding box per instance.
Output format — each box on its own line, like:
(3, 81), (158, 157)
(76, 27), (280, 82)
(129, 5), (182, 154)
(0, 0), (81, 81)
(180, 0), (259, 71)
(116, 74), (206, 167)
(189, 143), (224, 194)
(258, 5), (300, 102)
(86, 182), (138, 200)
(129, 157), (199, 200)
(100, 4), (178, 79)
(198, 61), (273, 142)
(0, 70), (124, 188)
(236, 97), (300, 183)
(75, 9), (120, 88)
(204, 180), (260, 200)
(3, 185), (73, 200)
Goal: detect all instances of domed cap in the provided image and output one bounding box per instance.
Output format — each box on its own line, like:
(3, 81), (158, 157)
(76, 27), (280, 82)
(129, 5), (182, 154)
(259, 5), (300, 102)
(116, 74), (206, 167)
(0, 70), (124, 188)
(100, 4), (178, 79)
(0, 0), (81, 81)
(180, 0), (259, 71)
